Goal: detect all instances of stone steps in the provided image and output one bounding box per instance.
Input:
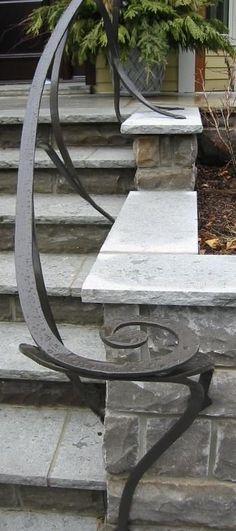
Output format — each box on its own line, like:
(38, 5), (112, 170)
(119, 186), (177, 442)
(0, 146), (135, 195)
(0, 92), (134, 124)
(0, 90), (138, 524)
(0, 146), (135, 169)
(0, 122), (131, 149)
(0, 252), (103, 325)
(0, 194), (125, 253)
(0, 404), (105, 489)
(0, 321), (106, 406)
(0, 166), (134, 195)
(0, 404), (106, 514)
(0, 91), (135, 522)
(0, 511), (101, 531)
(0, 322), (105, 381)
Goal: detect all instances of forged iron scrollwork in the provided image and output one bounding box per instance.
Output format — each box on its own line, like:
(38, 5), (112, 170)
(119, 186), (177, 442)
(15, 1), (212, 530)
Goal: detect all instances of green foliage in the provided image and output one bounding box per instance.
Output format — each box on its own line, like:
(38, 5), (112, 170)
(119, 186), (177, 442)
(25, 0), (235, 72)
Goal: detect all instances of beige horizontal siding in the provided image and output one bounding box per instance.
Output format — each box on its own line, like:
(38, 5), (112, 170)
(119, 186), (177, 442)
(204, 51), (234, 91)
(161, 51), (178, 92)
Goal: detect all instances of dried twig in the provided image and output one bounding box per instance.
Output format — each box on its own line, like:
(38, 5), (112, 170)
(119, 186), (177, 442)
(200, 58), (236, 175)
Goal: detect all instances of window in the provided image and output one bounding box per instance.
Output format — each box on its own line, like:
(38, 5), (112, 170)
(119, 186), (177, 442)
(208, 0), (229, 26)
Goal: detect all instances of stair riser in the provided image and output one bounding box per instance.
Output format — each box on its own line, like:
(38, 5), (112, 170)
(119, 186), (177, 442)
(0, 379), (105, 408)
(0, 123), (131, 149)
(0, 168), (134, 195)
(1, 224), (111, 253)
(0, 483), (105, 515)
(0, 294), (103, 325)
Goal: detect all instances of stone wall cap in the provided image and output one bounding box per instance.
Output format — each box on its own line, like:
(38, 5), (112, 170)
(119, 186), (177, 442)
(100, 190), (198, 254)
(121, 107), (203, 135)
(81, 253), (236, 306)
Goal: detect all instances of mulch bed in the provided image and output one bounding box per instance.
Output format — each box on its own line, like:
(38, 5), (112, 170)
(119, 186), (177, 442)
(196, 164), (236, 255)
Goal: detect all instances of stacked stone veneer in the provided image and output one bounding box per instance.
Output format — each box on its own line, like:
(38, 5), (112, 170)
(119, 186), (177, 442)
(121, 107), (202, 190)
(82, 108), (236, 530)
(104, 303), (236, 530)
(133, 134), (198, 190)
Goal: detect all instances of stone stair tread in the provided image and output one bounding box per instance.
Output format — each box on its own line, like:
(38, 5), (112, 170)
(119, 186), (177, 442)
(0, 146), (135, 169)
(0, 321), (105, 382)
(0, 404), (105, 489)
(0, 510), (99, 531)
(0, 194), (126, 224)
(0, 252), (96, 296)
(0, 92), (134, 123)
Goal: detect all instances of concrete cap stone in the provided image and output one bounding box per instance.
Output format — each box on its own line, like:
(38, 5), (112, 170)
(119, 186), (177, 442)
(82, 253), (236, 306)
(121, 107), (203, 135)
(100, 191), (198, 254)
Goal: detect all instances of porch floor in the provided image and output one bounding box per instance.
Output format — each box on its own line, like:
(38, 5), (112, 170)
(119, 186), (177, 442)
(0, 83), (235, 123)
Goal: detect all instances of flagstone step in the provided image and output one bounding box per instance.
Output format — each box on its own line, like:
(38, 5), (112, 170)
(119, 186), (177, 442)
(0, 252), (103, 325)
(0, 167), (135, 195)
(0, 252), (96, 297)
(1, 483), (104, 518)
(0, 122), (132, 149)
(0, 321), (106, 406)
(0, 146), (135, 195)
(0, 404), (105, 490)
(0, 194), (125, 253)
(0, 510), (101, 531)
(0, 322), (105, 381)
(0, 146), (135, 170)
(0, 92), (134, 124)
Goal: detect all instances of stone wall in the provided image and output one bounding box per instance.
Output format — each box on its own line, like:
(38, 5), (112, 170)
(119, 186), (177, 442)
(134, 134), (197, 190)
(103, 303), (236, 530)
(81, 106), (236, 530)
(121, 107), (203, 191)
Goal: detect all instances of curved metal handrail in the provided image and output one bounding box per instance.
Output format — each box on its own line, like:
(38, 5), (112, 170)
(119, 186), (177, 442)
(47, 32), (115, 223)
(15, 1), (213, 530)
(96, 0), (185, 120)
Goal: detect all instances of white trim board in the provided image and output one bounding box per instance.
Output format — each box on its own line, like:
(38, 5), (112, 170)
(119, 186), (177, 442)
(178, 2), (236, 93)
(178, 49), (196, 93)
(229, 0), (236, 42)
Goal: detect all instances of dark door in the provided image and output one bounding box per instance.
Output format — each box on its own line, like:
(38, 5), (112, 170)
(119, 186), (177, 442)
(0, 0), (48, 82)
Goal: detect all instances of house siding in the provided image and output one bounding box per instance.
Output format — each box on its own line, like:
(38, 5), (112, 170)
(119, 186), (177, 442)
(204, 51), (231, 91)
(161, 51), (178, 92)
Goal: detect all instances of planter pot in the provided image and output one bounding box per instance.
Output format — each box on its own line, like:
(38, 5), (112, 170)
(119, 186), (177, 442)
(122, 48), (166, 95)
(94, 50), (165, 95)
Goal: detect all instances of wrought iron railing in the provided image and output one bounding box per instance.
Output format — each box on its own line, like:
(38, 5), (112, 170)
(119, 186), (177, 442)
(15, 1), (214, 530)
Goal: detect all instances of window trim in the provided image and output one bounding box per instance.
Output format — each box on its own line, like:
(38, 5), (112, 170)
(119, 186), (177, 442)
(229, 0), (236, 42)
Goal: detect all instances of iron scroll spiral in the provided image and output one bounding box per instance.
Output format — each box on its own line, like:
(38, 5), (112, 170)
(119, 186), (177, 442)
(15, 1), (213, 530)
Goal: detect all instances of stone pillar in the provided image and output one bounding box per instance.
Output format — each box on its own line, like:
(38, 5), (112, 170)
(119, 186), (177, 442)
(134, 134), (198, 190)
(121, 107), (202, 190)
